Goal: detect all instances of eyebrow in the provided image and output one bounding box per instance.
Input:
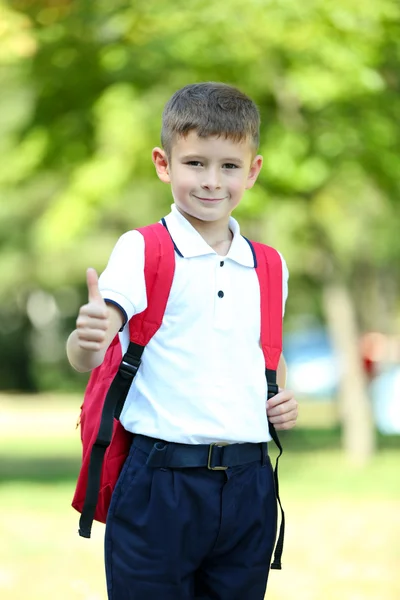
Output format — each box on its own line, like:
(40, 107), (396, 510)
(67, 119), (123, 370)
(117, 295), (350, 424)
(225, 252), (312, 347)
(181, 154), (244, 165)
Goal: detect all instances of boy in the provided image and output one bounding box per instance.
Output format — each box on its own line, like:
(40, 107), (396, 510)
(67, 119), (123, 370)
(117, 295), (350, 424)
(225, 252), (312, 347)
(67, 82), (298, 600)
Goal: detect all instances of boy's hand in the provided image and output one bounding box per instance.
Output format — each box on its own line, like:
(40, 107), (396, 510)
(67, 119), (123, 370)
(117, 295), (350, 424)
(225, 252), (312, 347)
(76, 268), (109, 352)
(266, 389), (298, 430)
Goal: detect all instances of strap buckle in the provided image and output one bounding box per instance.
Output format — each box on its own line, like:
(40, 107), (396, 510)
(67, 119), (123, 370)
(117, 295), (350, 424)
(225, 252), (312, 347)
(267, 382), (279, 400)
(119, 359), (140, 378)
(207, 442), (229, 470)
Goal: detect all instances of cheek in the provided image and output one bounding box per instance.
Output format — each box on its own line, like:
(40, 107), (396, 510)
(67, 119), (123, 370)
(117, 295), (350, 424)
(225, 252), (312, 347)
(228, 174), (248, 193)
(170, 168), (190, 191)
(175, 175), (193, 193)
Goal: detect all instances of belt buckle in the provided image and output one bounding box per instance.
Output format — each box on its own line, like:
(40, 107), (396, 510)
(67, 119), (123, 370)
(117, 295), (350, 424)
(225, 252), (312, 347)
(207, 442), (229, 471)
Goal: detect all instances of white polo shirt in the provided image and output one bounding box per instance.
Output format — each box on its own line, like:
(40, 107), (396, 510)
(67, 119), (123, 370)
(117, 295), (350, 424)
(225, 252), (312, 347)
(99, 205), (289, 445)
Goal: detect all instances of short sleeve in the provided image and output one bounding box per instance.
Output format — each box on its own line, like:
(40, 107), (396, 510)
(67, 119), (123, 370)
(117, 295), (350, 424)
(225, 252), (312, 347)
(278, 252), (289, 316)
(98, 230), (148, 328)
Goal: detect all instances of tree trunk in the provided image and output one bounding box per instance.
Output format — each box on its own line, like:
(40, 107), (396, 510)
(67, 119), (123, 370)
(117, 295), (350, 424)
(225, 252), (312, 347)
(322, 281), (376, 465)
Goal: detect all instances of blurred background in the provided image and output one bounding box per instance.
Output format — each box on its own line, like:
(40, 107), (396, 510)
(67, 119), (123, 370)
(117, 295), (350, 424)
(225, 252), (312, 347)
(0, 0), (399, 598)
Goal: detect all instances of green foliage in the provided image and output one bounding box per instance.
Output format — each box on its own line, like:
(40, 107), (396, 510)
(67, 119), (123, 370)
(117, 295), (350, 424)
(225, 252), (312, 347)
(1, 0), (400, 389)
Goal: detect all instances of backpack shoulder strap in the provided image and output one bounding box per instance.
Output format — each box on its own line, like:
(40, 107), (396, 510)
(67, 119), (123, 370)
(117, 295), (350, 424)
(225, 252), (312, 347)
(113, 221), (175, 420)
(248, 239), (285, 570)
(129, 222), (176, 345)
(251, 241), (283, 371)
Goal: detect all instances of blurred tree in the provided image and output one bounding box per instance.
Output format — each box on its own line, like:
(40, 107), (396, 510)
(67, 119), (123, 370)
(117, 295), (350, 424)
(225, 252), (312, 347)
(1, 0), (400, 461)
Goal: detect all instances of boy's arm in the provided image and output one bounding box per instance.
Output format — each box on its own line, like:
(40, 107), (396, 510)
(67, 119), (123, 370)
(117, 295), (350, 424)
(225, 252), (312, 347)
(66, 268), (123, 373)
(277, 354), (287, 388)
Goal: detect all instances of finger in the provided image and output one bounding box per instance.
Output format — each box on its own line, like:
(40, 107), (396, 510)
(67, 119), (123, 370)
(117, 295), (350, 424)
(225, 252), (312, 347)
(268, 408), (298, 424)
(267, 390), (292, 408)
(77, 328), (107, 344)
(76, 314), (109, 331)
(86, 268), (104, 305)
(79, 303), (109, 320)
(274, 420), (297, 431)
(267, 398), (298, 417)
(77, 339), (106, 352)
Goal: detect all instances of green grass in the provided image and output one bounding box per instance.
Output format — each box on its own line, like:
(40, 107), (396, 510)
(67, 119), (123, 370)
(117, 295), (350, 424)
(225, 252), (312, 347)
(0, 394), (399, 600)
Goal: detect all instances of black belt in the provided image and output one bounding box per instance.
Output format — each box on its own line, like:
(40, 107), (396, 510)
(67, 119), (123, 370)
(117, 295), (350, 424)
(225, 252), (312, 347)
(133, 434), (269, 470)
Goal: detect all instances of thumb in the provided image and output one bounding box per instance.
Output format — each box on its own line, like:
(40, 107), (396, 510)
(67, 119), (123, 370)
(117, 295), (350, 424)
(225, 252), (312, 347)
(86, 268), (104, 305)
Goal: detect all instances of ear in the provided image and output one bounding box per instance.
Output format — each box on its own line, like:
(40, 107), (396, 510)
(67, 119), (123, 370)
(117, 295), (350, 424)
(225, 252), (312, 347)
(245, 155), (263, 190)
(152, 147), (171, 183)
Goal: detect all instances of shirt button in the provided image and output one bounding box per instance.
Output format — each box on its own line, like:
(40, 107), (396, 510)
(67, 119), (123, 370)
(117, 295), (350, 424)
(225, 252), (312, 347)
(220, 261), (224, 267)
(218, 290), (224, 298)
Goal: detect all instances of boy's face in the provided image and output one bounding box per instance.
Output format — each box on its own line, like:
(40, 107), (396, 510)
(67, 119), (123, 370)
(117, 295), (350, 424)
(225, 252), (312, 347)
(152, 131), (263, 229)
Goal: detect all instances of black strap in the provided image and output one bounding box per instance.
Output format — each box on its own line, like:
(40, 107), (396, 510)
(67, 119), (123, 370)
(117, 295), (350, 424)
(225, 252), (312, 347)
(266, 368), (285, 570)
(78, 342), (144, 538)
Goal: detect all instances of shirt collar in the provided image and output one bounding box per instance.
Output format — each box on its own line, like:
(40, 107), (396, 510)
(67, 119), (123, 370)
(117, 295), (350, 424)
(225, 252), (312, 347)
(162, 204), (255, 268)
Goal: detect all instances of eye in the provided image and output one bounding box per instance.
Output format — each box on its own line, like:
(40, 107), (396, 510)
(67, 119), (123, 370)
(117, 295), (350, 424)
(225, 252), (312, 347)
(186, 160), (203, 167)
(223, 163), (239, 169)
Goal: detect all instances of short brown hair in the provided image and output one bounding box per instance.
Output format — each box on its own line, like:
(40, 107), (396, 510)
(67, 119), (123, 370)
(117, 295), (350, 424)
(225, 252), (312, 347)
(161, 82), (260, 156)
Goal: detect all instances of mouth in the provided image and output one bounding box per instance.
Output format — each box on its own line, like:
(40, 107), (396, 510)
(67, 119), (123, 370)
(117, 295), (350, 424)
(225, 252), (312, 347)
(194, 196), (226, 203)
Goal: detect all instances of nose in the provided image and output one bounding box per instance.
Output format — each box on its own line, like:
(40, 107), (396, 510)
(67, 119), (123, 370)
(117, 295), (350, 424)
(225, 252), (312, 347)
(201, 167), (221, 191)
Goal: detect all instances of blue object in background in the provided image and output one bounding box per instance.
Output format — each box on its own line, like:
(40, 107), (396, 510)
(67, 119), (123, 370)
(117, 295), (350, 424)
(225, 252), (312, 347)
(283, 328), (399, 436)
(283, 328), (340, 400)
(370, 366), (400, 435)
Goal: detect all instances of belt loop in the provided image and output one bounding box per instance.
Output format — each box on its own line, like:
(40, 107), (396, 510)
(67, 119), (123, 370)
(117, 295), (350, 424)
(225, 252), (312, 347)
(146, 441), (169, 467)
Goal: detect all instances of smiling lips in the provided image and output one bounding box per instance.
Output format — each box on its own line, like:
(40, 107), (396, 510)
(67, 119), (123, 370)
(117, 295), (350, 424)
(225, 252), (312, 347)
(194, 196), (226, 202)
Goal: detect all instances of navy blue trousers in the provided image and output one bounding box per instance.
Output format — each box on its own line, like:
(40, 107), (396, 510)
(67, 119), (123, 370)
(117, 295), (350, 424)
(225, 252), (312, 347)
(105, 440), (277, 600)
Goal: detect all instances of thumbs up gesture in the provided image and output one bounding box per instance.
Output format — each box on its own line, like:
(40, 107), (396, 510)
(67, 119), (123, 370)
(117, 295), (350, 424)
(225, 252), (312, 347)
(76, 268), (110, 351)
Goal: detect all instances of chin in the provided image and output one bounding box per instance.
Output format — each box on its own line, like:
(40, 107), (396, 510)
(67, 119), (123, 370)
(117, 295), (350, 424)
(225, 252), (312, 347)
(194, 207), (227, 220)
(176, 202), (228, 223)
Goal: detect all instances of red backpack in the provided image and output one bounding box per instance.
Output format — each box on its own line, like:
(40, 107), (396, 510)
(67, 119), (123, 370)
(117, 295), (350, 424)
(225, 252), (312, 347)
(72, 221), (285, 569)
